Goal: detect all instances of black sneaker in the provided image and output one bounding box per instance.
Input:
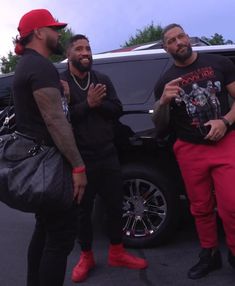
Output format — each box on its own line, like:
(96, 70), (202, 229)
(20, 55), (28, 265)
(187, 248), (222, 279)
(228, 250), (235, 269)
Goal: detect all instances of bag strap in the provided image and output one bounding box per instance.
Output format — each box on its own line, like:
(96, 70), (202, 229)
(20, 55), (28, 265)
(1, 133), (44, 162)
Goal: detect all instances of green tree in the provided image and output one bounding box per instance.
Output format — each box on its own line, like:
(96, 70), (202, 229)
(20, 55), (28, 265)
(201, 33), (234, 45)
(123, 22), (163, 47)
(0, 51), (19, 73)
(123, 24), (234, 48)
(0, 27), (74, 74)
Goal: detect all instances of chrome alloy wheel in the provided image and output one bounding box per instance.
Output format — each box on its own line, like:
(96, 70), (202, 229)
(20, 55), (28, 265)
(122, 178), (167, 238)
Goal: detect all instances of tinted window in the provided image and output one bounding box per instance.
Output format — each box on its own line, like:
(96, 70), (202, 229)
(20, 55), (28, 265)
(0, 74), (14, 108)
(93, 59), (169, 105)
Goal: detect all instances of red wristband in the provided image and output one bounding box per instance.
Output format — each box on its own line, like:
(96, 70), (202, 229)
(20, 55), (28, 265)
(72, 166), (86, 174)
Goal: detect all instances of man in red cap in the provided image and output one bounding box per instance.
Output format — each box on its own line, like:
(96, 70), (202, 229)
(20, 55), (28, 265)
(13, 9), (87, 286)
(15, 9), (67, 55)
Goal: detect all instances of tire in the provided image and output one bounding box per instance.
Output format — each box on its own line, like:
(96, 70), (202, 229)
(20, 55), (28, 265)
(121, 162), (180, 248)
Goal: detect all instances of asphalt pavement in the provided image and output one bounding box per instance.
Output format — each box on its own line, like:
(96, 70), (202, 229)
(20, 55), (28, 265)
(0, 202), (234, 286)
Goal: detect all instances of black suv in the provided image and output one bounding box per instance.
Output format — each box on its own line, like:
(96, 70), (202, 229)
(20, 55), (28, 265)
(1, 44), (235, 247)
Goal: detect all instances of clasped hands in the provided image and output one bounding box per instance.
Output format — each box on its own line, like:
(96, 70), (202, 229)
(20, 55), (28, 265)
(60, 80), (106, 108)
(87, 83), (106, 108)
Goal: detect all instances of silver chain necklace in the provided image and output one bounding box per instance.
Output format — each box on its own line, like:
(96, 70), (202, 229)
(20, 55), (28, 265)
(70, 72), (90, 91)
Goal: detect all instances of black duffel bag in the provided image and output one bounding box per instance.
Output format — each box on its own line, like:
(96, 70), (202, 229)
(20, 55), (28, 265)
(0, 132), (74, 213)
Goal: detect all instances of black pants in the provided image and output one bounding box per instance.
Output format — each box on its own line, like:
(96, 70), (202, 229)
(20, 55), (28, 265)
(77, 151), (124, 251)
(27, 205), (77, 286)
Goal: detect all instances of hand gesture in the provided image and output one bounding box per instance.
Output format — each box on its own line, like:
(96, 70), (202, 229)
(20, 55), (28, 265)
(87, 83), (106, 108)
(160, 77), (183, 105)
(204, 119), (227, 141)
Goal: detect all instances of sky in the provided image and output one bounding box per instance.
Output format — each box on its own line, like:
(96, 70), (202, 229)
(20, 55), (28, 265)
(0, 0), (235, 58)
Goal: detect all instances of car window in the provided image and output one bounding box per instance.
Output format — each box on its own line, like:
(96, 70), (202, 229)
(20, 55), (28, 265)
(0, 75), (14, 109)
(93, 58), (169, 105)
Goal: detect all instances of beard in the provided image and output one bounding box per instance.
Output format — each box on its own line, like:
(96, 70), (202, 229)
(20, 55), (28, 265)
(71, 57), (93, 72)
(46, 37), (64, 55)
(171, 45), (192, 63)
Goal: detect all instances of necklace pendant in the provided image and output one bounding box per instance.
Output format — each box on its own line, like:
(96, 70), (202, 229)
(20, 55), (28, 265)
(71, 72), (90, 91)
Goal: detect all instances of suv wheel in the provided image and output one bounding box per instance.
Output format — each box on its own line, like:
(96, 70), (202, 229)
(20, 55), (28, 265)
(122, 163), (180, 248)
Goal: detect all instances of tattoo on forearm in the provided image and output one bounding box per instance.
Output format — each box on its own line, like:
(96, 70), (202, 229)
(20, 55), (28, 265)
(33, 87), (84, 167)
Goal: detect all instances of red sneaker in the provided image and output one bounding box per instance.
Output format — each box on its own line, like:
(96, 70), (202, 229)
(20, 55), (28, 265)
(108, 244), (148, 269)
(71, 251), (96, 283)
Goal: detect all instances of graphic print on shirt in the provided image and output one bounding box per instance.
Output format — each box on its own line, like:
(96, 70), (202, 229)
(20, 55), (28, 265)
(176, 66), (222, 136)
(60, 93), (70, 122)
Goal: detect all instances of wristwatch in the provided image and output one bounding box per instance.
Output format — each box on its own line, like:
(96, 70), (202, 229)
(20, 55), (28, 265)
(220, 117), (232, 128)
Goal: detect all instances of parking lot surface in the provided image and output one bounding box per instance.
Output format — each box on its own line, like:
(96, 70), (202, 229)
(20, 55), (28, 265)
(0, 203), (234, 286)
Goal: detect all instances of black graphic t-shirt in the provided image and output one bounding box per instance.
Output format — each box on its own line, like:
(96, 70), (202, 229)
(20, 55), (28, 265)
(154, 53), (235, 144)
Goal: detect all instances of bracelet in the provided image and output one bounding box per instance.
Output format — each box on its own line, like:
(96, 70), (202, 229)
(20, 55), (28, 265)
(72, 166), (86, 174)
(220, 117), (231, 128)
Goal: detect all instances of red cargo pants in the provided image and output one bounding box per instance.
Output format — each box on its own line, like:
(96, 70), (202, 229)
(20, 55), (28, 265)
(173, 131), (235, 255)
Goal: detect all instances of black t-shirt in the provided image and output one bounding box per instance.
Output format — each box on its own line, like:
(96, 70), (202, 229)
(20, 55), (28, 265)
(60, 69), (123, 156)
(154, 53), (235, 144)
(13, 49), (63, 144)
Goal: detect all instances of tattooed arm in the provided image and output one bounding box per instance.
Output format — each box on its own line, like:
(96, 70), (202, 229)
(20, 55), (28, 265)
(33, 87), (86, 203)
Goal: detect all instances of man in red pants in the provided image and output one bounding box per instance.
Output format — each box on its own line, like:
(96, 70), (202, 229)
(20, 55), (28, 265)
(60, 34), (148, 283)
(153, 23), (235, 279)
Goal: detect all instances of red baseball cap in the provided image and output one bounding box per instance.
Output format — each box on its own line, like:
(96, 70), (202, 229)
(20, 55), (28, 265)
(18, 9), (67, 38)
